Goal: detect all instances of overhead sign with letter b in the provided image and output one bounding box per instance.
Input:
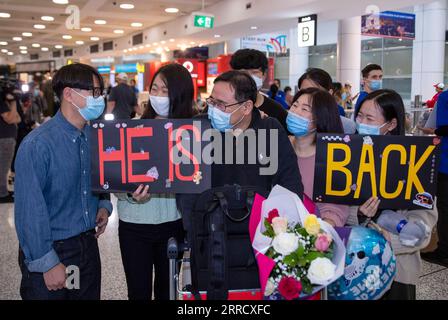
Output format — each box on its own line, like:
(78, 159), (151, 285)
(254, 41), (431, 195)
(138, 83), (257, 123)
(298, 15), (317, 47)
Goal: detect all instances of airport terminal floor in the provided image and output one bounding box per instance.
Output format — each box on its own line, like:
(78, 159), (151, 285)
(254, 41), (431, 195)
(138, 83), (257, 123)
(2, 0), (448, 302)
(1, 198), (448, 300)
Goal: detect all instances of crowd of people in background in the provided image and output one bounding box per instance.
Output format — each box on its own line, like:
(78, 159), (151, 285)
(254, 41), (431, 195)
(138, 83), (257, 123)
(1, 47), (447, 301)
(0, 71), (59, 204)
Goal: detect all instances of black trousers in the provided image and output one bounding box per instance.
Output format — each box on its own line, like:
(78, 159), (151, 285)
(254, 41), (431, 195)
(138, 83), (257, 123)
(437, 173), (448, 256)
(18, 230), (101, 300)
(382, 281), (416, 300)
(118, 219), (184, 300)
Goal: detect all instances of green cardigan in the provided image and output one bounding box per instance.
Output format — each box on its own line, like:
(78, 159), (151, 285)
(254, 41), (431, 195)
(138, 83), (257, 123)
(116, 193), (181, 225)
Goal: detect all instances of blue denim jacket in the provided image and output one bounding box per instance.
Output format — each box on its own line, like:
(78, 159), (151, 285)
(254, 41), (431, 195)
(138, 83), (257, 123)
(14, 111), (113, 273)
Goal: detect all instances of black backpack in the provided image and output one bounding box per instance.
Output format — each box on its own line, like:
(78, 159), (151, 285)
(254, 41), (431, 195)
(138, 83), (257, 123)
(188, 184), (269, 300)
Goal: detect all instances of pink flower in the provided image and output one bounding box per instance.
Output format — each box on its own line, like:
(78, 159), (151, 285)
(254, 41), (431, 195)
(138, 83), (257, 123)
(315, 233), (332, 252)
(278, 276), (302, 300)
(266, 209), (279, 224)
(272, 217), (288, 235)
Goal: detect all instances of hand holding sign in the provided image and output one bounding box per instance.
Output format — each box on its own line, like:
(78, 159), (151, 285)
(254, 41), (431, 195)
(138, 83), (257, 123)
(359, 196), (381, 218)
(313, 134), (440, 210)
(132, 184), (151, 203)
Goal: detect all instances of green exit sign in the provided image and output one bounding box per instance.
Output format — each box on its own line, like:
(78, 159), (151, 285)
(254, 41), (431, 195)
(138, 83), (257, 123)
(194, 14), (214, 29)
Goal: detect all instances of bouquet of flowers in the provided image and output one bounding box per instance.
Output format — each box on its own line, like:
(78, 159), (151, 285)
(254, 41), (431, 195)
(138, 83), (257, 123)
(250, 185), (345, 300)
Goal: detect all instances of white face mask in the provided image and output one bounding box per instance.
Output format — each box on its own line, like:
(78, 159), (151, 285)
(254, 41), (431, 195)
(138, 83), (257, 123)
(149, 95), (170, 117)
(251, 75), (263, 91)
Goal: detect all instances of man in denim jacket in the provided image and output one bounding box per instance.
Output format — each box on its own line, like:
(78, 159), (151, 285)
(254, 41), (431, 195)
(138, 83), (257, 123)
(14, 63), (112, 300)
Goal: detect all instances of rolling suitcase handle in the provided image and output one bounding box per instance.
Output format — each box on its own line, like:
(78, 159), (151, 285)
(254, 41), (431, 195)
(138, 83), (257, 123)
(167, 237), (179, 300)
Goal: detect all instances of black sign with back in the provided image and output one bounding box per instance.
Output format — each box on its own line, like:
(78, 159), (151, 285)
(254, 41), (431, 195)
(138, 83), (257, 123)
(313, 133), (440, 210)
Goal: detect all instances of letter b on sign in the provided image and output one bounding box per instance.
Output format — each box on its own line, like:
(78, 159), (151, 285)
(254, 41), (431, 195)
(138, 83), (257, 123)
(298, 15), (317, 47)
(302, 27), (310, 42)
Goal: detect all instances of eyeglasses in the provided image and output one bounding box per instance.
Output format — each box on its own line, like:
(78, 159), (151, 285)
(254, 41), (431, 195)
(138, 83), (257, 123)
(72, 86), (103, 98)
(206, 97), (246, 112)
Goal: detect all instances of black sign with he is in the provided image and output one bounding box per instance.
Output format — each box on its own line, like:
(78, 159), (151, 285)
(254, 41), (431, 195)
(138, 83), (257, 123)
(90, 119), (211, 194)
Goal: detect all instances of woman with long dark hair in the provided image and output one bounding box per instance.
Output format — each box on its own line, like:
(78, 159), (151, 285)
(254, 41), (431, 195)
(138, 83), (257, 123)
(353, 89), (437, 300)
(287, 87), (349, 227)
(117, 63), (195, 300)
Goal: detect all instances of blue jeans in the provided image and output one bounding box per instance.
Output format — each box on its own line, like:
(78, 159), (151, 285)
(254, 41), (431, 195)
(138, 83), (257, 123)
(18, 229), (101, 300)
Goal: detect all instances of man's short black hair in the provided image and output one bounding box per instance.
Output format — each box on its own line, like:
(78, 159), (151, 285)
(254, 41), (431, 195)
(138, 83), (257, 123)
(230, 49), (268, 74)
(361, 64), (383, 78)
(52, 63), (104, 101)
(214, 70), (257, 104)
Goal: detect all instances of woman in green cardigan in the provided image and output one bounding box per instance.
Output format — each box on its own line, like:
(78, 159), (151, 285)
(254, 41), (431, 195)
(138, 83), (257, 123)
(117, 63), (195, 300)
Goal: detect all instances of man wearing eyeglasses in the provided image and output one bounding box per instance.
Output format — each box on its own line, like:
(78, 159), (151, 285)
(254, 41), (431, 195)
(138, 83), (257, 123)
(14, 63), (112, 300)
(177, 71), (303, 229)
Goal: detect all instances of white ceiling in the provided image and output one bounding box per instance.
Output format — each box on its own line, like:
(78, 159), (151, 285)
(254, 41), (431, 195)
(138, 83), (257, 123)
(0, 0), (434, 63)
(0, 0), (221, 56)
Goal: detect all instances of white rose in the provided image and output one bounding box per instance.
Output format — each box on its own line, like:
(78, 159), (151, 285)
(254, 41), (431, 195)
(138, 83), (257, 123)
(264, 278), (276, 296)
(272, 217), (288, 235)
(272, 232), (299, 256)
(307, 257), (336, 285)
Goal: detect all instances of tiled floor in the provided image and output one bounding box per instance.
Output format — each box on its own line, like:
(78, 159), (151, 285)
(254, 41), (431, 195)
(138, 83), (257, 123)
(1, 197), (447, 300)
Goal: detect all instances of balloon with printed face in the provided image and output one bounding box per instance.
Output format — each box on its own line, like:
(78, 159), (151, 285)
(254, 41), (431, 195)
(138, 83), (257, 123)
(327, 226), (396, 300)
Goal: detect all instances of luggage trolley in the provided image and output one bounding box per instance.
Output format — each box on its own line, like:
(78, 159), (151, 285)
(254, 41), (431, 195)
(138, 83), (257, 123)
(167, 237), (263, 300)
(167, 185), (327, 300)
(167, 185), (270, 300)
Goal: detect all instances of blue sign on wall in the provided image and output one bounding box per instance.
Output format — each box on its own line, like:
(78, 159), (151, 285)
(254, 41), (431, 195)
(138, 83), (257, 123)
(115, 64), (138, 73)
(362, 11), (415, 40)
(97, 66), (111, 74)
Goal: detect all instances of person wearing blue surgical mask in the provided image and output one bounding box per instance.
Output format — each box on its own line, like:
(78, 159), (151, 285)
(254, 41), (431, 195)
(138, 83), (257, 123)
(14, 63), (112, 300)
(177, 70), (304, 251)
(206, 78), (253, 132)
(354, 89), (405, 218)
(354, 64), (384, 114)
(355, 90), (402, 136)
(117, 63), (193, 300)
(288, 87), (349, 227)
(353, 89), (437, 300)
(28, 84), (47, 123)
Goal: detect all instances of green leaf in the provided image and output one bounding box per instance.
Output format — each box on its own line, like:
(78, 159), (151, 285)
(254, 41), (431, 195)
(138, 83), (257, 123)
(324, 252), (333, 259)
(298, 257), (308, 267)
(296, 244), (305, 258)
(283, 254), (297, 267)
(296, 227), (308, 237)
(265, 247), (276, 258)
(301, 277), (313, 295)
(263, 219), (275, 238)
(304, 251), (326, 262)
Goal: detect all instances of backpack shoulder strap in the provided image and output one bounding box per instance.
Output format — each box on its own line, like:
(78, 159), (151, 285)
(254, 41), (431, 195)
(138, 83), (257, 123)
(206, 191), (228, 300)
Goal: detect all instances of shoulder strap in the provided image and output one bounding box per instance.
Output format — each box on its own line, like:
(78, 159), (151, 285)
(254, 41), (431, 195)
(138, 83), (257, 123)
(206, 191), (228, 300)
